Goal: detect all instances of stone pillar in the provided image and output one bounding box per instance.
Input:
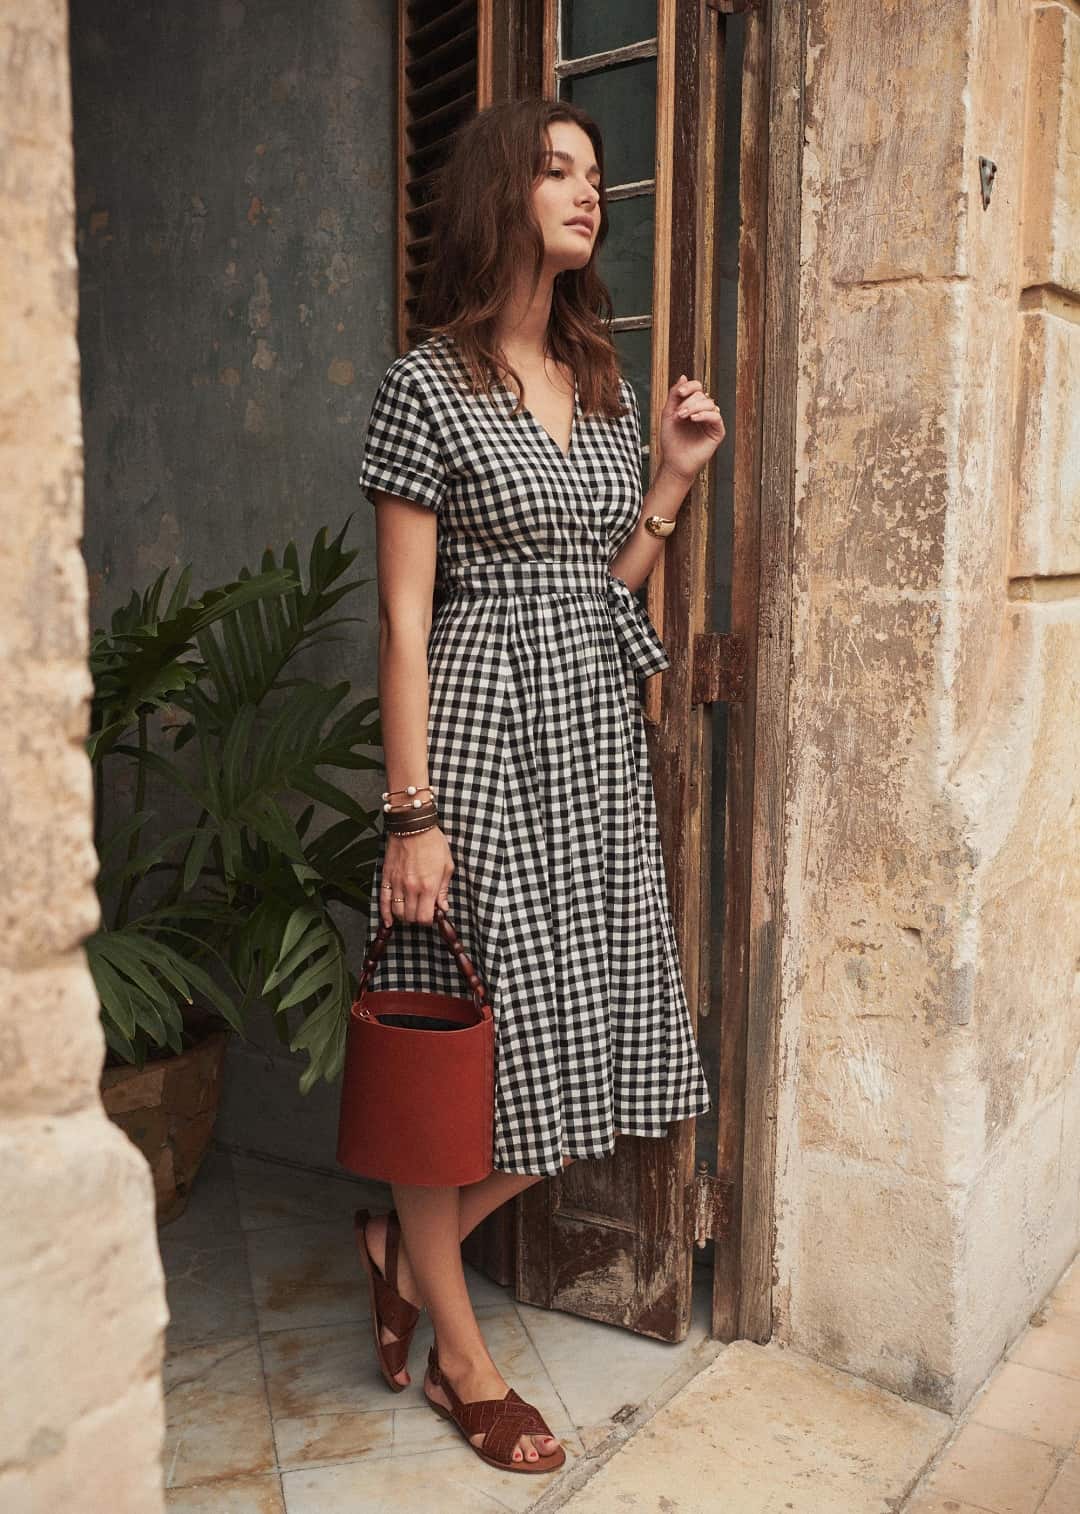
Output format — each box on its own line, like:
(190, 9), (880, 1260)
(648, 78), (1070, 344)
(774, 0), (1080, 1413)
(0, 2), (168, 1508)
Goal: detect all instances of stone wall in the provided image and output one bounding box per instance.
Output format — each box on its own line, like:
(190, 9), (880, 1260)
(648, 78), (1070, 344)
(774, 0), (1080, 1413)
(0, 1), (168, 1509)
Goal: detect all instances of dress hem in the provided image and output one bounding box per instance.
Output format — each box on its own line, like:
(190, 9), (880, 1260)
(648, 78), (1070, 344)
(491, 1104), (712, 1178)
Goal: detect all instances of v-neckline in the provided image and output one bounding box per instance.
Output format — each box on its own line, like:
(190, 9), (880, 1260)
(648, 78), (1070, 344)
(495, 371), (580, 463)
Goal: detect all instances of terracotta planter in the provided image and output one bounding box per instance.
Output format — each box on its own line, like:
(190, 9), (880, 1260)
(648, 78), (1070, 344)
(101, 1026), (230, 1226)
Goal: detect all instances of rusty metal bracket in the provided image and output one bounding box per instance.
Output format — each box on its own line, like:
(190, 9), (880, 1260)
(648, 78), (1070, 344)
(691, 630), (748, 705)
(693, 1163), (735, 1247)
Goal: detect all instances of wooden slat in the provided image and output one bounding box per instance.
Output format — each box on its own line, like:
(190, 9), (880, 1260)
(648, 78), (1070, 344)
(511, 0), (719, 1345)
(554, 38), (658, 78)
(643, 0), (676, 733)
(409, 0), (476, 52)
(737, 0), (803, 1346)
(641, 0), (709, 1337)
(710, 1), (764, 1346)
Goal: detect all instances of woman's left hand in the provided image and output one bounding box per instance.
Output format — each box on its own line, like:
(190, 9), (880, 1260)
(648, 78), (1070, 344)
(657, 375), (726, 483)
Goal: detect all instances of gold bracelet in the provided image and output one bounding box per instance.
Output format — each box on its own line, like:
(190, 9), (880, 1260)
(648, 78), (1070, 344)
(644, 514), (677, 538)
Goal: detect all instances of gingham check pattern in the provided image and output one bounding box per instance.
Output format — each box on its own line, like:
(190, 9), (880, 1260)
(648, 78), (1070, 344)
(359, 335), (711, 1177)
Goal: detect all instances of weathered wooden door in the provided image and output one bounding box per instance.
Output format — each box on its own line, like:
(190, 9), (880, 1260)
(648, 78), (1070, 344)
(395, 0), (794, 1342)
(508, 0), (734, 1345)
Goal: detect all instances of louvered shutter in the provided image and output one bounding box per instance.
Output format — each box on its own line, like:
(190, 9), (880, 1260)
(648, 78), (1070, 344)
(397, 0), (497, 348)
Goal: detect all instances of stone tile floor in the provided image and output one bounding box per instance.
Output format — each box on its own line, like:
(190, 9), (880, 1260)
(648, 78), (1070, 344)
(158, 1144), (721, 1512)
(900, 1254), (1080, 1514)
(157, 1142), (1080, 1512)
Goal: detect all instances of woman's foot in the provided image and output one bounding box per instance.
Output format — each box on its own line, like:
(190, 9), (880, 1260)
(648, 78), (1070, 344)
(425, 1352), (562, 1464)
(363, 1211), (424, 1387)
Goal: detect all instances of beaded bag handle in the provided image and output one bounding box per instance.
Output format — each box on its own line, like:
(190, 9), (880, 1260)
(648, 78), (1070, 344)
(355, 904), (490, 1015)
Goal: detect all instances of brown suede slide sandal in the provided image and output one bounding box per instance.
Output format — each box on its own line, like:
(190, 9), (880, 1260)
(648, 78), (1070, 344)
(354, 1207), (421, 1393)
(423, 1340), (567, 1474)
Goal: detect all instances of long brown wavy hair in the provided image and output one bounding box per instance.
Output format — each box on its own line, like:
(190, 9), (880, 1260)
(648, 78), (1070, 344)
(414, 97), (628, 421)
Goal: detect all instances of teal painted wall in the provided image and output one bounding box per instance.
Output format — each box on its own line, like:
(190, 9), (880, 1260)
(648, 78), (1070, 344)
(71, 0), (396, 1167)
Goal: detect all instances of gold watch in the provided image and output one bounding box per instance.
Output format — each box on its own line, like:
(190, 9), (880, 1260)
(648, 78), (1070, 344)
(644, 514), (677, 538)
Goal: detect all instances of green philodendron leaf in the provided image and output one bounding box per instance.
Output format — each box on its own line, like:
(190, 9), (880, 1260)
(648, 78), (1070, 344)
(263, 920), (334, 996)
(92, 525), (383, 1094)
(102, 1019), (139, 1064)
(96, 935), (179, 1017)
(278, 904), (321, 964)
(96, 810), (155, 868)
(97, 825), (204, 890)
(89, 568), (298, 756)
(89, 951), (138, 1039)
(182, 827), (215, 893)
(275, 950), (340, 1013)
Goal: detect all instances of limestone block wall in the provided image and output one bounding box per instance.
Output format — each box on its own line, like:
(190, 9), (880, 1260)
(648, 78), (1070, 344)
(774, 0), (1080, 1414)
(0, 2), (168, 1508)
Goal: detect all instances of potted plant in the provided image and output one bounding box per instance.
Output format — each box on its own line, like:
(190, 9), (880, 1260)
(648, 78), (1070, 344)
(88, 521), (384, 1222)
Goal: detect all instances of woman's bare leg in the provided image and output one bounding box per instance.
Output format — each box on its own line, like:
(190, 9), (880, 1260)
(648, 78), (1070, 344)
(363, 1158), (576, 1461)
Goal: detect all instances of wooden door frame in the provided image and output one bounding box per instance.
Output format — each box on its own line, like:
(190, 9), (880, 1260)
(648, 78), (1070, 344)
(699, 0), (805, 1344)
(635, 0), (806, 1344)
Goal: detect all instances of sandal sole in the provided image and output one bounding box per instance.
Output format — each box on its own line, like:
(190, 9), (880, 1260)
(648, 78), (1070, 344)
(353, 1209), (413, 1395)
(425, 1393), (567, 1473)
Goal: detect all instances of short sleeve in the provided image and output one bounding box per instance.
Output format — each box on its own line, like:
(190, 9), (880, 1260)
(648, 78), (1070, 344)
(358, 359), (450, 513)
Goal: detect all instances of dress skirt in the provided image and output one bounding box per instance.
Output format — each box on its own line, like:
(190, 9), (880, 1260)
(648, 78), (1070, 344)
(359, 334), (711, 1177)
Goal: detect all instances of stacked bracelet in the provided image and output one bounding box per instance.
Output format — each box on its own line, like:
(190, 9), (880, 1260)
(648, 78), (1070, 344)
(382, 783), (440, 838)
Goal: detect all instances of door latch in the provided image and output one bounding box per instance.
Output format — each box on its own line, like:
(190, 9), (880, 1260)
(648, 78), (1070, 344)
(693, 1162), (734, 1246)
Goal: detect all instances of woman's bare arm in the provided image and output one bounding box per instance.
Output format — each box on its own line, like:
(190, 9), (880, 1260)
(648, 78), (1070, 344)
(607, 462), (694, 592)
(371, 491), (455, 926)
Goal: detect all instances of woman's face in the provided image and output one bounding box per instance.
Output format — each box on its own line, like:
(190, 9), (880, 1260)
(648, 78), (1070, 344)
(531, 119), (602, 274)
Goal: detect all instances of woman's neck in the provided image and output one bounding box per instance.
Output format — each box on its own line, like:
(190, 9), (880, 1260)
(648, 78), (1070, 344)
(494, 269), (557, 365)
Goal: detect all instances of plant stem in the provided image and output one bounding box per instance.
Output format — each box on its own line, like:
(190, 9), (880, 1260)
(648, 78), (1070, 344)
(114, 710), (148, 929)
(164, 809), (210, 908)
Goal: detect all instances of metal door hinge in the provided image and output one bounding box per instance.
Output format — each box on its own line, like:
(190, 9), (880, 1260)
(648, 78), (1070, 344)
(691, 631), (748, 705)
(692, 1163), (734, 1247)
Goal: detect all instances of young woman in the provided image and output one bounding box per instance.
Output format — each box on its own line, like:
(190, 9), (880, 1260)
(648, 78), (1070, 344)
(353, 97), (725, 1476)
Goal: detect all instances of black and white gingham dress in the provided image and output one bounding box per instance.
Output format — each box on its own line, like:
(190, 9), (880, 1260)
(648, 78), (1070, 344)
(359, 334), (711, 1177)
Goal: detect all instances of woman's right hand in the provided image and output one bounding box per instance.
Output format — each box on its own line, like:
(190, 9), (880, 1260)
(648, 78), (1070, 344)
(379, 827), (455, 927)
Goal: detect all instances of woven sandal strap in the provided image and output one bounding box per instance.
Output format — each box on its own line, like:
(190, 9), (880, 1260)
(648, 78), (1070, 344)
(504, 1387), (556, 1439)
(379, 1329), (412, 1376)
(453, 1398), (546, 1464)
(426, 1347), (556, 1455)
(371, 1266), (420, 1338)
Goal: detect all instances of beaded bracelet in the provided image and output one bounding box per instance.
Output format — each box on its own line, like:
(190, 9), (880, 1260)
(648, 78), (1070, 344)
(382, 786), (440, 838)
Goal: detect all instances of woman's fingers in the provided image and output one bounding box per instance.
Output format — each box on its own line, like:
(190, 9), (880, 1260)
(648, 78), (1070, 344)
(380, 875), (452, 925)
(670, 374), (702, 401)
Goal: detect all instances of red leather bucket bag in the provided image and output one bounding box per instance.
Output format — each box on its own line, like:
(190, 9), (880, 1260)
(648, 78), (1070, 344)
(336, 905), (495, 1186)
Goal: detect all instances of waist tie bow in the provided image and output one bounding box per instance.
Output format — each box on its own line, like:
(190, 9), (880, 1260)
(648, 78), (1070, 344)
(603, 573), (670, 683)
